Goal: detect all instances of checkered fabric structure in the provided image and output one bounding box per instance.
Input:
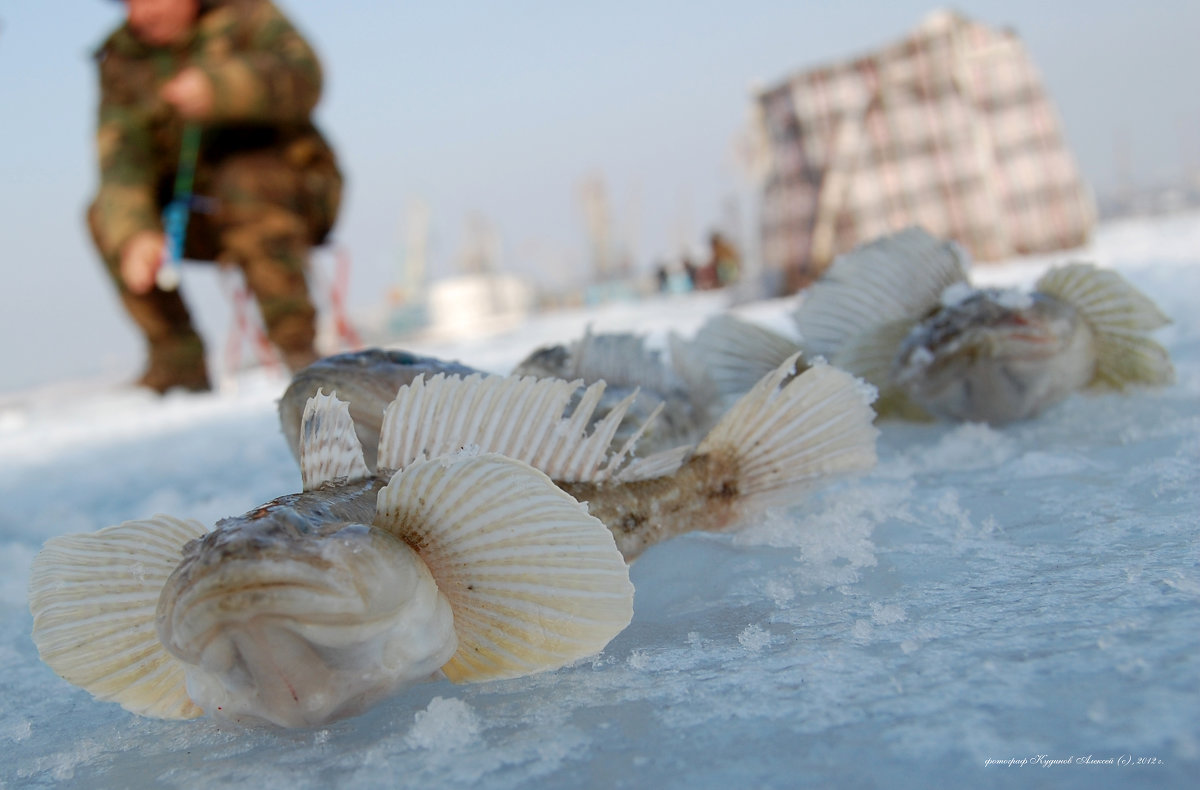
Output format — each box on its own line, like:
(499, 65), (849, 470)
(753, 10), (1095, 291)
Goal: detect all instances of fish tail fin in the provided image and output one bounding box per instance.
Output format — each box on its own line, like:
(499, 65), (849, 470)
(670, 314), (804, 414)
(695, 354), (879, 519)
(1035, 263), (1174, 389)
(28, 516), (209, 719)
(373, 453), (633, 683)
(792, 226), (969, 358)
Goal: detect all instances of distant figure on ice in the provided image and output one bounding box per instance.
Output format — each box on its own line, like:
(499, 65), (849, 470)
(88, 0), (342, 392)
(687, 232), (741, 291)
(707, 231), (740, 287)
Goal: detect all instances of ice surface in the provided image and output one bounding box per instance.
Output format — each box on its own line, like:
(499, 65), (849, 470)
(3, 214), (1199, 789)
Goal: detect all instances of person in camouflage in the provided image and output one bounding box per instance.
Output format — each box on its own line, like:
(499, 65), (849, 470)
(88, 0), (342, 392)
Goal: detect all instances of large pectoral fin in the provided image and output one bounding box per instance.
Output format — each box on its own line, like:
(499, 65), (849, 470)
(373, 452), (634, 683)
(28, 515), (208, 719)
(1036, 263), (1174, 389)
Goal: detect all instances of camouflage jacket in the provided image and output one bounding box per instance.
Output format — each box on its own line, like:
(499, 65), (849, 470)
(91, 0), (340, 258)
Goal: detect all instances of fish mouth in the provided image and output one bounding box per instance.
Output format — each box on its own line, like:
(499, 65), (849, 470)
(157, 527), (456, 728)
(896, 311), (1063, 381)
(948, 321), (1059, 364)
(905, 291), (1078, 368)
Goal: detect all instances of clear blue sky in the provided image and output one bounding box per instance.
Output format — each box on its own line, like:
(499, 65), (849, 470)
(1, 1), (1196, 392)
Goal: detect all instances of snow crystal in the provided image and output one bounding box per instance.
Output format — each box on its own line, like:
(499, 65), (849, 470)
(939, 281), (975, 306)
(625, 650), (651, 671)
(991, 287), (1035, 309)
(909, 420), (1019, 471)
(850, 619), (874, 642)
(736, 624), (772, 651)
(906, 344), (935, 367)
(405, 697), (482, 751)
(850, 375), (879, 405)
(870, 602), (906, 625)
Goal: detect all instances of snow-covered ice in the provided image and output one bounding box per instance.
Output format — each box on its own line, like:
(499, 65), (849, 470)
(2, 213), (1198, 789)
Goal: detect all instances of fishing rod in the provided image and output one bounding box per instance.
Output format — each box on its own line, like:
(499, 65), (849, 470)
(156, 122), (202, 291)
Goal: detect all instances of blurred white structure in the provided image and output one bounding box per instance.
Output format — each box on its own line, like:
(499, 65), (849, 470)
(425, 273), (534, 340)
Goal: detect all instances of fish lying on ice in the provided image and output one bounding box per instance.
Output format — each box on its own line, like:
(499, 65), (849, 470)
(28, 396), (633, 728)
(283, 353), (877, 560)
(679, 227), (1174, 424)
(30, 356), (877, 727)
(279, 325), (741, 466)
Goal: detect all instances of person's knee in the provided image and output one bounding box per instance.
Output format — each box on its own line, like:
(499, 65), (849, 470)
(240, 255), (316, 350)
(218, 204), (311, 271)
(210, 151), (336, 247)
(86, 200), (124, 280)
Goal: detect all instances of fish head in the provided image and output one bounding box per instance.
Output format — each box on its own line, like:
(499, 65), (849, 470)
(279, 349), (483, 471)
(156, 511), (456, 728)
(512, 344), (572, 379)
(893, 288), (1096, 422)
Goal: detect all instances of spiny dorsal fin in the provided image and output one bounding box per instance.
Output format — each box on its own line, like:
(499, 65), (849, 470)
(696, 355), (879, 512)
(793, 226), (969, 357)
(666, 331), (721, 421)
(1035, 263), (1174, 389)
(674, 314), (805, 412)
(375, 373), (640, 482)
(615, 444), (693, 482)
(569, 328), (681, 394)
(300, 390), (371, 490)
(373, 452), (634, 683)
(28, 515), (208, 720)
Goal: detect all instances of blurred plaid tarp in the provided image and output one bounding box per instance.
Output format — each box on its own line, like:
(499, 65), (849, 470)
(754, 10), (1094, 291)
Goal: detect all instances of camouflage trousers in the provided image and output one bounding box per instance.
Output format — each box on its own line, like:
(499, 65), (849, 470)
(89, 147), (342, 373)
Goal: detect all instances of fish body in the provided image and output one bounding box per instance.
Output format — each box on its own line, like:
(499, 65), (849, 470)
(29, 395), (634, 728)
(891, 288), (1097, 422)
(680, 227), (1173, 424)
(293, 354), (878, 562)
(561, 453), (740, 560)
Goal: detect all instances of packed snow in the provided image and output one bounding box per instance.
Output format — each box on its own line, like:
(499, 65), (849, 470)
(2, 212), (1198, 789)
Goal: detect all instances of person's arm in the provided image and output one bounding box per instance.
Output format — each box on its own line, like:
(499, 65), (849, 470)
(92, 52), (164, 273)
(193, 1), (324, 123)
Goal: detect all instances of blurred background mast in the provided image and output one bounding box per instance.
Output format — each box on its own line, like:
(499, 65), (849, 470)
(579, 174), (615, 283)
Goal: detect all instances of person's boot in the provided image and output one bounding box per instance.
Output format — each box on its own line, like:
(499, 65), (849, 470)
(137, 332), (211, 394)
(281, 347), (319, 373)
(263, 308), (320, 373)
